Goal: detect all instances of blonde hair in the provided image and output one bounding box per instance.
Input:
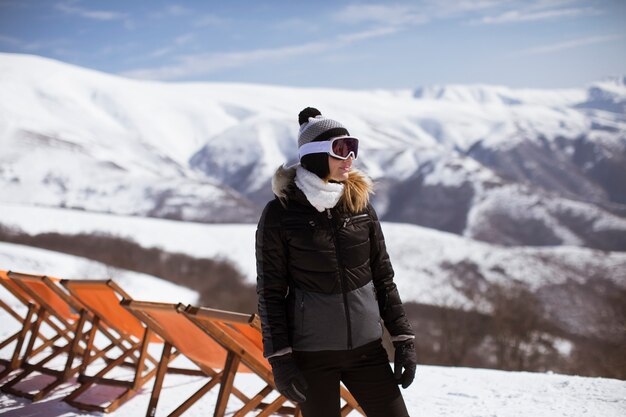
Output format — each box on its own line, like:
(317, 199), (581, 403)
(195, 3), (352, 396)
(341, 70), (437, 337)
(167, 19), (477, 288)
(337, 169), (373, 214)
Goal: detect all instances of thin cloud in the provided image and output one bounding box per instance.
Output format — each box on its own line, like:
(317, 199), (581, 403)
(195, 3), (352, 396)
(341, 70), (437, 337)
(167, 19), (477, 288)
(524, 0), (582, 11)
(55, 1), (126, 21)
(147, 6), (225, 30)
(99, 41), (140, 57)
(0, 35), (22, 47)
(0, 34), (71, 51)
(332, 1), (599, 26)
(143, 33), (195, 60)
(193, 14), (227, 28)
(147, 47), (173, 59)
(162, 5), (191, 17)
(425, 0), (514, 17)
(478, 6), (599, 24)
(333, 4), (427, 26)
(122, 41), (322, 80)
(337, 26), (400, 43)
(150, 5), (193, 19)
(121, 27), (399, 81)
(333, 1), (511, 23)
(272, 17), (318, 33)
(174, 33), (195, 46)
(514, 34), (623, 56)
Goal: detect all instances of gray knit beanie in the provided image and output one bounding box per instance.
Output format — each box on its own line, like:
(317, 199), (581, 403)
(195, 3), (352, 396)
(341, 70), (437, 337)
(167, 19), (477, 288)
(297, 107), (350, 178)
(298, 109), (350, 148)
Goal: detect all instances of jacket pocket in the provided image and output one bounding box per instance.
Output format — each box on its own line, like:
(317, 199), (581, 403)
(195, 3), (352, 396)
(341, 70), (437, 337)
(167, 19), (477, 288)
(292, 288), (348, 351)
(347, 281), (383, 348)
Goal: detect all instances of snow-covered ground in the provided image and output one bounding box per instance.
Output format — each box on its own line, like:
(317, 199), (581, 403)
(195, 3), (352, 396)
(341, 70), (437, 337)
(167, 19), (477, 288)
(2, 358), (624, 417)
(0, 242), (624, 416)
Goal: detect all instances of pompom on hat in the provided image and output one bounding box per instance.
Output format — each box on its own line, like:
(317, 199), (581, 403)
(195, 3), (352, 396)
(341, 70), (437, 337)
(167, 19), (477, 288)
(297, 107), (353, 179)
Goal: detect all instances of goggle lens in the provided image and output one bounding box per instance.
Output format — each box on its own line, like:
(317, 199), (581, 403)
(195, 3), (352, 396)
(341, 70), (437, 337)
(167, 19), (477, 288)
(331, 137), (359, 159)
(297, 136), (360, 160)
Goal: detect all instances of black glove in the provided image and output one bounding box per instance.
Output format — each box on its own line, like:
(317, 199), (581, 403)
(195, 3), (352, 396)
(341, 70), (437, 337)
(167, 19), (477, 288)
(268, 353), (308, 403)
(393, 340), (417, 389)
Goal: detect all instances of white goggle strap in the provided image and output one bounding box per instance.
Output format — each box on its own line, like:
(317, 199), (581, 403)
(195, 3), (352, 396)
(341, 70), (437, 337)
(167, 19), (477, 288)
(298, 141), (331, 159)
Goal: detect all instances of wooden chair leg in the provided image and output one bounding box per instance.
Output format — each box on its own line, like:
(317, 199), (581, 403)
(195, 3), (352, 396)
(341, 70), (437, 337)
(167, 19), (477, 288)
(20, 306), (46, 360)
(169, 375), (223, 417)
(145, 342), (173, 417)
(257, 395), (294, 417)
(3, 303), (36, 372)
(62, 309), (89, 381)
(213, 352), (241, 417)
(231, 385), (274, 417)
(78, 315), (99, 374)
(0, 298), (22, 322)
(132, 328), (152, 390)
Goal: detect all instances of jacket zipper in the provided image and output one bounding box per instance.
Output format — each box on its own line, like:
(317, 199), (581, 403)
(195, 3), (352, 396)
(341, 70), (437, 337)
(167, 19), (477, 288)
(342, 213), (369, 228)
(300, 292), (305, 329)
(327, 208), (353, 349)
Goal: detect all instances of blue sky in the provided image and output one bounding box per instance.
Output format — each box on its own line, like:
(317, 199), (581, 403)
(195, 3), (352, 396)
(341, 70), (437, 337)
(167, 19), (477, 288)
(0, 0), (624, 89)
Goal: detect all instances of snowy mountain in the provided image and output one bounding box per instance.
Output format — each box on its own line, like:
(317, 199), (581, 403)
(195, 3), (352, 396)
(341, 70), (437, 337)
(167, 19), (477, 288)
(0, 53), (625, 250)
(1, 241), (624, 417)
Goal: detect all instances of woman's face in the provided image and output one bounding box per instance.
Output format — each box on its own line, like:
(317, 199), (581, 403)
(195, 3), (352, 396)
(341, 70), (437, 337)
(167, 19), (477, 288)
(328, 155), (353, 182)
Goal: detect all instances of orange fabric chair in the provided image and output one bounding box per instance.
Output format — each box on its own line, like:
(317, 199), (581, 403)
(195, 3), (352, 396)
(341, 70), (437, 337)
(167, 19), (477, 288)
(0, 272), (104, 401)
(182, 306), (295, 417)
(0, 270), (82, 381)
(183, 306), (364, 417)
(0, 270), (39, 379)
(60, 279), (171, 413)
(121, 300), (280, 417)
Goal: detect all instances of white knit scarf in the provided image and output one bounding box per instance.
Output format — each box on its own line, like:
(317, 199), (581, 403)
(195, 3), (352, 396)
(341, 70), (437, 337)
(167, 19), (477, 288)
(294, 165), (344, 212)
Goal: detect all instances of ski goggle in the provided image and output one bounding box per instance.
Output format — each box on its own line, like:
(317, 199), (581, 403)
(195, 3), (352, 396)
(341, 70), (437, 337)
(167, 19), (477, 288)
(298, 136), (359, 160)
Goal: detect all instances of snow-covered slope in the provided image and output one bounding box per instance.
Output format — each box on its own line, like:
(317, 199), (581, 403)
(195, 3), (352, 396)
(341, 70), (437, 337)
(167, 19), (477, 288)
(1, 53), (625, 249)
(0, 54), (258, 222)
(0, 241), (198, 304)
(0, 241), (624, 417)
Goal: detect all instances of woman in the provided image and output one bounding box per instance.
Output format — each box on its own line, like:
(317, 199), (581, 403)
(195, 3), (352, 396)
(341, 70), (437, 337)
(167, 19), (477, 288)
(256, 107), (417, 417)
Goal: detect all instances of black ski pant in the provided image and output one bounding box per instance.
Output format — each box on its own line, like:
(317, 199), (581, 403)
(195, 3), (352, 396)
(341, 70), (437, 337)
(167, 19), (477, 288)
(293, 339), (410, 417)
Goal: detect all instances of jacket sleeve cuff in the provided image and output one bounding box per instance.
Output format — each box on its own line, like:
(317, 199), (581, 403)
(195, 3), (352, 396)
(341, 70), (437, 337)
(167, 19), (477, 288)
(390, 334), (415, 343)
(266, 347), (293, 359)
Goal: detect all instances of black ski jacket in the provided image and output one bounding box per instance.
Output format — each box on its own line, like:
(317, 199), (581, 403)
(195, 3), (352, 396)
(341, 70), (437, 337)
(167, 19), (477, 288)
(256, 167), (413, 357)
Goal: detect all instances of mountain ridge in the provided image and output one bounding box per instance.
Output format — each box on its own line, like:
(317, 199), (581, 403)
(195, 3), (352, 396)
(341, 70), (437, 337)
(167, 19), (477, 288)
(1, 53), (625, 249)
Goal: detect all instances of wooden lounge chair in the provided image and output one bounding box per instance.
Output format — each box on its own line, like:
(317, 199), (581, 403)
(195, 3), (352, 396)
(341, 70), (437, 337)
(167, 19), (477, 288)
(121, 300), (292, 417)
(0, 270), (39, 379)
(182, 305), (364, 417)
(0, 271), (83, 382)
(0, 272), (106, 401)
(60, 279), (171, 413)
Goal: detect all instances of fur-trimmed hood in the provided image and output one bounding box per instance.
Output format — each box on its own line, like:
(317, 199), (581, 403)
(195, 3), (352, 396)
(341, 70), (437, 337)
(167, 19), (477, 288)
(271, 164), (373, 214)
